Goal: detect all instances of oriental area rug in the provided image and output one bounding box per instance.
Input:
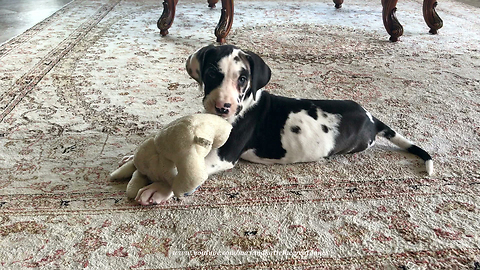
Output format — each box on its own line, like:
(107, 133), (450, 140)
(0, 0), (479, 269)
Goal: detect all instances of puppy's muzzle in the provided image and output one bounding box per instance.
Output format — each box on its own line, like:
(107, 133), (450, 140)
(215, 102), (231, 115)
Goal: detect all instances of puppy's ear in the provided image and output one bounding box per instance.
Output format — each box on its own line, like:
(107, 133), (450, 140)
(246, 51), (271, 98)
(186, 45), (215, 84)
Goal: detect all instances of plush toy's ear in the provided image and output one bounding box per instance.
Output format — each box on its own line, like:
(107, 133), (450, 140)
(186, 44), (215, 84)
(245, 50), (271, 99)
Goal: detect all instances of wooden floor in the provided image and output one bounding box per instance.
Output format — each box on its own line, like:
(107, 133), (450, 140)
(1, 0), (478, 45)
(0, 0), (73, 44)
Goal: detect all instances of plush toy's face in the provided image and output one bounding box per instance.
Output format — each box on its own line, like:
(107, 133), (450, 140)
(165, 114), (232, 197)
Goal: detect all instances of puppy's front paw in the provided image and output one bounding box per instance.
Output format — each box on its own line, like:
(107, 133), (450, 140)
(135, 182), (174, 205)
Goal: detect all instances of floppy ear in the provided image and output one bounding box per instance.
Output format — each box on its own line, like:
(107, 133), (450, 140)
(186, 45), (215, 84)
(246, 50), (271, 99)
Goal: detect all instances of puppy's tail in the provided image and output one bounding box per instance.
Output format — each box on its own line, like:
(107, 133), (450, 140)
(374, 117), (433, 176)
(108, 160), (136, 181)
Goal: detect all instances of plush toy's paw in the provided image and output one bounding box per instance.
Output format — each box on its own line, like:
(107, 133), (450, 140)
(119, 155), (134, 166)
(183, 185), (200, 196)
(135, 182), (174, 205)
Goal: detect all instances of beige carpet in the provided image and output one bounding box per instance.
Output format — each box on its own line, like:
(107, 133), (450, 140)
(1, 0), (479, 268)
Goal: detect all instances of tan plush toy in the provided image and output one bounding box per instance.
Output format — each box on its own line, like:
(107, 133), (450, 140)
(109, 114), (232, 205)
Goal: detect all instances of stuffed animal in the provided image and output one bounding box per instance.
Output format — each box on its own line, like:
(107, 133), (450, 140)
(109, 114), (232, 205)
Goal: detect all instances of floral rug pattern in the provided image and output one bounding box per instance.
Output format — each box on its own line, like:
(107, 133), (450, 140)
(0, 0), (479, 268)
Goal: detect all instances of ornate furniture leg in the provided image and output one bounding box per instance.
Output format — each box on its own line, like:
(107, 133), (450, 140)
(158, 0), (179, 36)
(215, 0), (234, 44)
(333, 0), (344, 9)
(208, 0), (219, 8)
(382, 0), (403, 42)
(423, 0), (443, 34)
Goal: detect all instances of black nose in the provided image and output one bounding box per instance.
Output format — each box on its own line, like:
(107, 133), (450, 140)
(215, 107), (230, 115)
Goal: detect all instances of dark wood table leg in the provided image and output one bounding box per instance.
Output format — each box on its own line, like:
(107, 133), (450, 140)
(208, 0), (219, 8)
(333, 0), (344, 9)
(423, 0), (443, 34)
(382, 0), (403, 42)
(215, 0), (234, 44)
(157, 0), (179, 36)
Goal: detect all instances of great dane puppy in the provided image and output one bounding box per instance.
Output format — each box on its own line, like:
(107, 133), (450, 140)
(187, 44), (434, 172)
(130, 44), (433, 205)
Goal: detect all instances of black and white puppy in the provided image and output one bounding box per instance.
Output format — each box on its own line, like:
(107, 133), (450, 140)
(122, 44), (433, 205)
(187, 44), (433, 177)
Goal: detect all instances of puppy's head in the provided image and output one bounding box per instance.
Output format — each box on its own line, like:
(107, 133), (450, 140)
(186, 45), (271, 121)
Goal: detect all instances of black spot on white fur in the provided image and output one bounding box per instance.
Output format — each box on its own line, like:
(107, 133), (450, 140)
(291, 126), (301, 134)
(307, 106), (318, 120)
(322, 125), (329, 133)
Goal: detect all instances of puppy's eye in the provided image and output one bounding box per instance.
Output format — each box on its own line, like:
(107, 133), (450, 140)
(238, 76), (247, 85)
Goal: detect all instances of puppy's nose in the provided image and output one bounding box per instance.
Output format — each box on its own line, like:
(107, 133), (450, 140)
(215, 102), (231, 115)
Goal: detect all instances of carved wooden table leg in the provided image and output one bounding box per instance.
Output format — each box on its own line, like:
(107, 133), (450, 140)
(333, 0), (344, 9)
(423, 0), (443, 34)
(382, 0), (403, 42)
(208, 0), (219, 8)
(215, 0), (234, 44)
(157, 0), (179, 36)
